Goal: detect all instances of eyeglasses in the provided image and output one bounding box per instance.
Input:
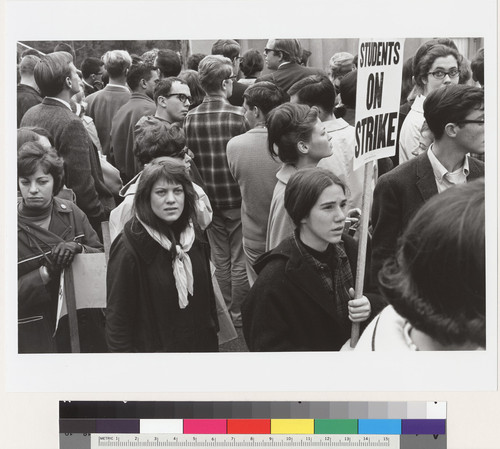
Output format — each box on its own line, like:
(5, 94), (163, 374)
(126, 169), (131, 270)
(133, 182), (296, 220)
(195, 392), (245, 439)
(165, 93), (192, 103)
(455, 119), (485, 125)
(263, 48), (279, 55)
(427, 68), (460, 79)
(227, 75), (237, 80)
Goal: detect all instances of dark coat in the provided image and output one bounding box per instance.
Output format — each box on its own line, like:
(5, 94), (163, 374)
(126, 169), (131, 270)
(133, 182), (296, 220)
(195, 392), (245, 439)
(241, 234), (385, 351)
(105, 219), (219, 352)
(17, 84), (42, 127)
(256, 63), (325, 93)
(20, 98), (114, 230)
(18, 197), (104, 353)
(228, 81), (248, 107)
(371, 151), (485, 287)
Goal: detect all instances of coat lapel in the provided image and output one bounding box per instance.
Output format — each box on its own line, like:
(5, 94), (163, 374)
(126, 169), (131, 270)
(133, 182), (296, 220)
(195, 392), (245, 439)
(415, 152), (438, 201)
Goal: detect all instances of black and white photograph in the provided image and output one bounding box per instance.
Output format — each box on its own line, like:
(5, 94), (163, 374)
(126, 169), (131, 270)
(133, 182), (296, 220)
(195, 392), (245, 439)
(2, 1), (499, 447)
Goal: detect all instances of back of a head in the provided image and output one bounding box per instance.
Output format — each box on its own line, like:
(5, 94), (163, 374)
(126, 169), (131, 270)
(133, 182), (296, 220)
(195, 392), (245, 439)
(134, 121), (186, 165)
(273, 39), (303, 63)
(102, 50), (132, 78)
(141, 49), (159, 66)
(288, 74), (336, 113)
(266, 102), (318, 163)
(211, 39), (241, 61)
(19, 54), (41, 76)
(156, 49), (182, 78)
(198, 55), (232, 94)
(471, 47), (484, 86)
(423, 84), (484, 139)
(81, 57), (104, 79)
(187, 53), (206, 72)
(380, 179), (485, 348)
(243, 81), (288, 117)
(54, 42), (75, 61)
(178, 70), (205, 107)
(240, 49), (264, 78)
(21, 48), (42, 59)
(34, 51), (73, 97)
(329, 52), (355, 79)
(339, 69), (357, 109)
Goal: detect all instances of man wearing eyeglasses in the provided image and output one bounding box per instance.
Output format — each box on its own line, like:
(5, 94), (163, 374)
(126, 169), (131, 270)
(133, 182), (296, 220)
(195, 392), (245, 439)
(370, 84), (485, 290)
(256, 39), (324, 92)
(184, 55), (251, 328)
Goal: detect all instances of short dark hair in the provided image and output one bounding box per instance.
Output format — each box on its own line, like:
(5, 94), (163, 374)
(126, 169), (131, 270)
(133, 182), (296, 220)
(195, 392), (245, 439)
(34, 51), (73, 97)
(134, 121), (187, 165)
(379, 179), (485, 348)
(133, 158), (197, 237)
(240, 49), (265, 78)
(243, 81), (287, 117)
(18, 55), (41, 76)
(423, 84), (484, 139)
(126, 63), (156, 91)
(413, 42), (460, 91)
(285, 167), (347, 228)
(178, 70), (205, 109)
(272, 39), (303, 64)
(339, 69), (357, 109)
(211, 39), (240, 61)
(156, 49), (182, 78)
(153, 77), (186, 103)
(266, 103), (319, 164)
(288, 74), (336, 113)
(18, 141), (65, 195)
(471, 47), (484, 86)
(187, 53), (206, 71)
(81, 57), (104, 79)
(53, 42), (75, 60)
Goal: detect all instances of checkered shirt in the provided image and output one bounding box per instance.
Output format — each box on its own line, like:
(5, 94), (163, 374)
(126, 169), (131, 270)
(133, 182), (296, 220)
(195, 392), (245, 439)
(184, 95), (250, 209)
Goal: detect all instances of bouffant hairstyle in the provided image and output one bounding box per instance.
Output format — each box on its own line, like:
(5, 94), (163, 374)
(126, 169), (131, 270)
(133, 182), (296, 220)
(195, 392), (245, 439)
(243, 81), (288, 117)
(288, 74), (336, 113)
(134, 158), (197, 237)
(423, 84), (484, 140)
(266, 103), (319, 164)
(285, 167), (347, 228)
(240, 49), (264, 78)
(134, 121), (187, 165)
(18, 141), (65, 195)
(379, 179), (485, 348)
(34, 51), (73, 97)
(412, 43), (460, 91)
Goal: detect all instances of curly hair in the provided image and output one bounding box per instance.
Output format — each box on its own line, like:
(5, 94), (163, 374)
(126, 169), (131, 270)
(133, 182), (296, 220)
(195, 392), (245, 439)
(379, 179), (485, 348)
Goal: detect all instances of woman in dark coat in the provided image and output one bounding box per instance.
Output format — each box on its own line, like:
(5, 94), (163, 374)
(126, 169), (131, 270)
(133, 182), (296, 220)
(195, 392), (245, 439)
(106, 158), (219, 352)
(18, 141), (104, 353)
(242, 168), (384, 351)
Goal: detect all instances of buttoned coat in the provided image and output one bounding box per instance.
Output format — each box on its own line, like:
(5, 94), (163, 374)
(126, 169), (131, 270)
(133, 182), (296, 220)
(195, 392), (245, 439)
(371, 150), (485, 287)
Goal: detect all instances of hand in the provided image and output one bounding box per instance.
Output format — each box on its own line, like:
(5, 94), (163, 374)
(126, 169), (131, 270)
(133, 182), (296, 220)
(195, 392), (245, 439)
(346, 208), (361, 230)
(347, 287), (371, 323)
(52, 241), (82, 268)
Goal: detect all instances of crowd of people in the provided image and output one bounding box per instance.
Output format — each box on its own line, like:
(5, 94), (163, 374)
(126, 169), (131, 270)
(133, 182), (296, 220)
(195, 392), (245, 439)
(16, 38), (486, 353)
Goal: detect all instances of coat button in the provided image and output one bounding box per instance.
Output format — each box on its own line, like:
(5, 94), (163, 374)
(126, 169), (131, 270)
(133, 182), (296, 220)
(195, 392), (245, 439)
(61, 204), (67, 209)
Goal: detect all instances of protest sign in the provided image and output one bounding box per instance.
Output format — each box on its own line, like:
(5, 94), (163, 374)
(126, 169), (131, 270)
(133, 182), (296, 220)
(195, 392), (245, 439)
(353, 39), (405, 171)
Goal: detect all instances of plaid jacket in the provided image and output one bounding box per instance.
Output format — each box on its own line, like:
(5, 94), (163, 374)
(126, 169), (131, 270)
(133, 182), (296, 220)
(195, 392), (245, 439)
(184, 95), (250, 209)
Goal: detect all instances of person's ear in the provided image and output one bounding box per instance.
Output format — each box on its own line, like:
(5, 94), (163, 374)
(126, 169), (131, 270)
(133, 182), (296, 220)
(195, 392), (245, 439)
(444, 122), (458, 138)
(140, 78), (147, 89)
(65, 76), (73, 90)
(297, 140), (309, 155)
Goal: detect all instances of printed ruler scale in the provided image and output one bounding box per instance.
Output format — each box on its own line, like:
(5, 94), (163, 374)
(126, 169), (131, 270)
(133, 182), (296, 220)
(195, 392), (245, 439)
(90, 434), (400, 448)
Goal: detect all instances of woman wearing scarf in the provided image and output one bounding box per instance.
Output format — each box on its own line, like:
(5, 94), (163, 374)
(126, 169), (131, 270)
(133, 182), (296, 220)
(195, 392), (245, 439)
(18, 141), (104, 353)
(242, 168), (384, 351)
(106, 158), (219, 352)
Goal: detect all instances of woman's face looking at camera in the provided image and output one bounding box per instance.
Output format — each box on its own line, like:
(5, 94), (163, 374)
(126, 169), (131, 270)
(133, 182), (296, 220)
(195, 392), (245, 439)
(150, 178), (185, 224)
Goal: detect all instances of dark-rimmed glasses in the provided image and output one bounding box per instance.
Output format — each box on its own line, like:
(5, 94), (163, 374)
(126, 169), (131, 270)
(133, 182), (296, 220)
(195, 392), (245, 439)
(427, 68), (460, 79)
(263, 48), (279, 55)
(165, 93), (193, 103)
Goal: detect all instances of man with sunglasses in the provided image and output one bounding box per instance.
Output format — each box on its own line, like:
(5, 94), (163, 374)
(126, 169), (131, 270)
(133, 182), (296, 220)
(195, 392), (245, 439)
(256, 39), (324, 92)
(371, 84), (484, 290)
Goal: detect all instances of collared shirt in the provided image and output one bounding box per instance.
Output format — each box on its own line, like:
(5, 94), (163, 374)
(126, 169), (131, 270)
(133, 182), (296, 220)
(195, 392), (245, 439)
(184, 95), (250, 209)
(45, 96), (72, 111)
(427, 144), (470, 193)
(278, 61), (292, 69)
